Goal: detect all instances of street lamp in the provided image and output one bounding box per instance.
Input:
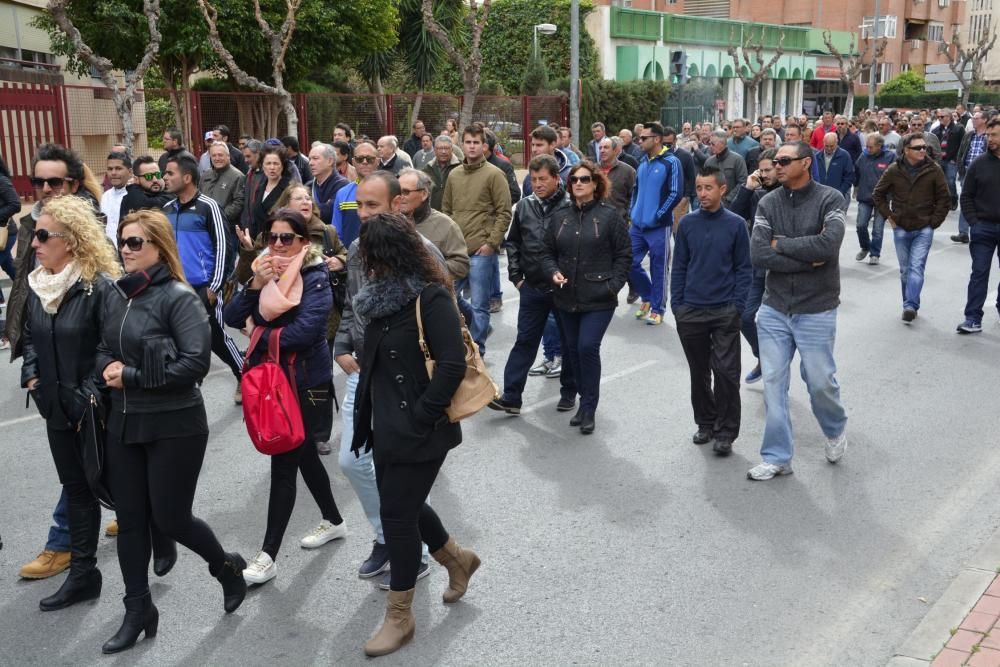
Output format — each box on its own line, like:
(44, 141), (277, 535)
(534, 23), (557, 60)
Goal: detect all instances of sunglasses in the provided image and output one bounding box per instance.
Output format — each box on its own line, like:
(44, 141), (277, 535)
(773, 156), (809, 167)
(908, 145), (928, 152)
(267, 232), (302, 246)
(33, 229), (66, 243)
(119, 236), (153, 251)
(140, 171), (163, 181)
(569, 175), (593, 184)
(30, 176), (73, 189)
(354, 155), (378, 164)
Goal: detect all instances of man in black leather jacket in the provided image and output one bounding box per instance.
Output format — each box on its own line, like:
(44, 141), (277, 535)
(488, 154), (578, 415)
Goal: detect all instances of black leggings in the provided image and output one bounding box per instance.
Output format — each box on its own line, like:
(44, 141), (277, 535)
(262, 384), (342, 558)
(106, 430), (226, 597)
(47, 424), (100, 553)
(375, 456), (450, 592)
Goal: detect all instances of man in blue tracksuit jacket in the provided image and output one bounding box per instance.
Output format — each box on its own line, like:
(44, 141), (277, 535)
(629, 121), (683, 324)
(161, 153), (244, 394)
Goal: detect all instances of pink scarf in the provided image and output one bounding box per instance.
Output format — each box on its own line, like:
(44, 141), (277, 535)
(250, 247), (308, 322)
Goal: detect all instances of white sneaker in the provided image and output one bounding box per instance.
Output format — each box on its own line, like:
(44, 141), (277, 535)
(243, 550), (277, 585)
(300, 520), (347, 549)
(868, 256), (880, 265)
(747, 461), (793, 481)
(825, 432), (847, 463)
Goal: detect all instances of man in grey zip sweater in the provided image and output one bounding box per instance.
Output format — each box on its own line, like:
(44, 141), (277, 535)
(746, 141), (848, 481)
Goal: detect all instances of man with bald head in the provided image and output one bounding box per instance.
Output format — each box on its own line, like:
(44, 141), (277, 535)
(811, 132), (853, 205)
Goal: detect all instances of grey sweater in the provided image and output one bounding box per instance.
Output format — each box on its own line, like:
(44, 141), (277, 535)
(750, 180), (846, 315)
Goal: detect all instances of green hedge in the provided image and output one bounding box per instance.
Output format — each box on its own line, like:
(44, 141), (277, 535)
(853, 89), (1000, 113)
(579, 79), (671, 134)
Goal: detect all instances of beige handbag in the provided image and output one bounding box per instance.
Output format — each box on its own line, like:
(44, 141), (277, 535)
(416, 294), (498, 422)
(0, 221), (9, 249)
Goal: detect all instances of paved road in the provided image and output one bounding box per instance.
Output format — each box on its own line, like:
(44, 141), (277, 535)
(1, 202), (1000, 666)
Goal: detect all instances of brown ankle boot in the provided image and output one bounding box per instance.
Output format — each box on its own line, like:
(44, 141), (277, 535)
(364, 588), (415, 657)
(431, 537), (480, 603)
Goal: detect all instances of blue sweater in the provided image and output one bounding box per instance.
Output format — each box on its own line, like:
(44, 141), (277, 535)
(670, 204), (752, 312)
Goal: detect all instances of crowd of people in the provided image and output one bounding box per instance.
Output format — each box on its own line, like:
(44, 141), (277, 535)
(1, 101), (999, 655)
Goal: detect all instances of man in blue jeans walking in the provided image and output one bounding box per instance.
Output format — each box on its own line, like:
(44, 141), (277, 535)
(747, 141), (848, 481)
(852, 133), (894, 265)
(629, 121), (683, 326)
(956, 117), (1000, 334)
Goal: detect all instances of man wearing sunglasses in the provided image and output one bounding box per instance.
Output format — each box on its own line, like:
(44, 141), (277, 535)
(872, 133), (950, 324)
(747, 140), (848, 481)
(333, 140), (381, 248)
(161, 154), (244, 402)
(118, 156), (171, 222)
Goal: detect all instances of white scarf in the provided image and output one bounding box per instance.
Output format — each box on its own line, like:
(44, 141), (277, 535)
(28, 261), (84, 314)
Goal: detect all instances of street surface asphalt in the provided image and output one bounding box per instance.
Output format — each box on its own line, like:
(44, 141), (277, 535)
(1, 201), (999, 666)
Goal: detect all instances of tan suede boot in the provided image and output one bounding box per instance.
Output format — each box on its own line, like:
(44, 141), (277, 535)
(364, 588), (415, 657)
(431, 537), (480, 603)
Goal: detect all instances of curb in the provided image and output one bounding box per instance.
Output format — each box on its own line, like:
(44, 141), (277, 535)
(887, 529), (1000, 665)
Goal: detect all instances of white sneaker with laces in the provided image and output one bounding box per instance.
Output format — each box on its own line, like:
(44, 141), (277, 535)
(825, 432), (847, 463)
(243, 550), (277, 585)
(747, 461), (793, 481)
(300, 520), (347, 549)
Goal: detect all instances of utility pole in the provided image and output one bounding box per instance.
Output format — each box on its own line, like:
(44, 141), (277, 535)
(570, 0), (580, 144)
(868, 0), (881, 109)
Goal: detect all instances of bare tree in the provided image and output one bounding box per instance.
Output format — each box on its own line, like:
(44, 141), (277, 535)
(823, 30), (887, 116)
(727, 27), (785, 121)
(197, 0), (301, 135)
(47, 0), (162, 154)
(939, 27), (998, 106)
(421, 0), (491, 129)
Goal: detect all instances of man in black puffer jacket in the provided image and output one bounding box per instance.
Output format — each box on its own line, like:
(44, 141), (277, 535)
(488, 154), (577, 415)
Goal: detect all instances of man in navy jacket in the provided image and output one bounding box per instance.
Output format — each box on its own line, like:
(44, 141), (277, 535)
(812, 133), (853, 207)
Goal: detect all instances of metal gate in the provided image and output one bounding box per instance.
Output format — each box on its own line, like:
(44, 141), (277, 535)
(0, 82), (68, 197)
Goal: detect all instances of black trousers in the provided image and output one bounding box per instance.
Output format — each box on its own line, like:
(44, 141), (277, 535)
(501, 284), (576, 405)
(106, 430), (226, 597)
(675, 305), (742, 442)
(262, 384), (342, 558)
(197, 286), (243, 380)
(375, 456), (449, 592)
(47, 424), (99, 557)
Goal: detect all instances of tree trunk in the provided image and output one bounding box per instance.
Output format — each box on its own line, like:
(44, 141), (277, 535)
(747, 83), (759, 123)
(117, 93), (136, 154)
(961, 84), (971, 106)
(843, 89), (855, 117)
(281, 93), (297, 135)
(369, 75), (387, 134)
(459, 71), (478, 129)
(410, 90), (424, 128)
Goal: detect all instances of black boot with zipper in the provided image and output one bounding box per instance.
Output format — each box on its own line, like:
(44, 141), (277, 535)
(102, 592), (158, 654)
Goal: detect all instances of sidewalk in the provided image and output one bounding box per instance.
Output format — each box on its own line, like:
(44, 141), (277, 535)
(889, 530), (1000, 666)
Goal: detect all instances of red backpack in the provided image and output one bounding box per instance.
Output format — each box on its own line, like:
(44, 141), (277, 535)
(240, 327), (304, 455)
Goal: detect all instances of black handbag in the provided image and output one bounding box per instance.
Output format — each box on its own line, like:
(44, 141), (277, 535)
(75, 385), (114, 510)
(320, 225), (348, 311)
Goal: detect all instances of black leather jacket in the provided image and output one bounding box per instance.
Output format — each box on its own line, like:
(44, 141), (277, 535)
(504, 186), (572, 291)
(96, 263), (212, 415)
(541, 199), (632, 313)
(21, 275), (115, 431)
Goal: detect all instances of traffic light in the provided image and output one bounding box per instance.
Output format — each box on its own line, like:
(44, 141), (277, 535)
(670, 50), (688, 85)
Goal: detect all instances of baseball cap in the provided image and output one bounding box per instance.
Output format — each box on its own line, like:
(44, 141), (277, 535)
(204, 131), (214, 140)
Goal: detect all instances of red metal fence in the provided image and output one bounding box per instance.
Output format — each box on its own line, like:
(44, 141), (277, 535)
(0, 86), (567, 191)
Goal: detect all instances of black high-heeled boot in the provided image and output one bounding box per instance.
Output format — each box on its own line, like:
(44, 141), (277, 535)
(102, 592), (158, 654)
(151, 525), (177, 577)
(40, 501), (102, 611)
(212, 552), (248, 613)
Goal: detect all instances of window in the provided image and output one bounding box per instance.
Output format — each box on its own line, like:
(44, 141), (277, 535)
(938, 0), (949, 7)
(860, 63), (893, 84)
(900, 64), (911, 73)
(928, 23), (944, 42)
(862, 15), (898, 39)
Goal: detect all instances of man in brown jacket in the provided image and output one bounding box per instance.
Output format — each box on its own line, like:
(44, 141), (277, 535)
(872, 132), (951, 324)
(442, 125), (512, 354)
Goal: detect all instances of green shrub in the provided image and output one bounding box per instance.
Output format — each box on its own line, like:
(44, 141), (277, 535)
(580, 80), (671, 133)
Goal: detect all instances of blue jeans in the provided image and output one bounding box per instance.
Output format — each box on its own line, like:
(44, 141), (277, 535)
(455, 253), (497, 354)
(892, 226), (934, 311)
(541, 313), (561, 359)
(942, 160), (958, 203)
(958, 173), (970, 236)
(963, 221), (1000, 322)
(856, 202), (886, 257)
(556, 308), (615, 413)
(740, 268), (766, 358)
(756, 305), (847, 466)
(45, 488), (70, 552)
(629, 225), (669, 315)
(501, 284), (576, 404)
(339, 372), (384, 544)
(490, 259), (502, 301)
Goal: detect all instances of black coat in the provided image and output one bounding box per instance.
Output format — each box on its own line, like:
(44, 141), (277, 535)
(21, 276), (115, 430)
(96, 263), (211, 415)
(118, 183), (171, 221)
(352, 284), (466, 464)
(505, 187), (572, 291)
(251, 176), (291, 237)
(541, 199), (632, 313)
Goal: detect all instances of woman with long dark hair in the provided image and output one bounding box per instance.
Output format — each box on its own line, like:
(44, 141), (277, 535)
(224, 208), (345, 585)
(97, 210), (247, 654)
(20, 195), (121, 611)
(352, 212), (480, 657)
(250, 144), (293, 237)
(541, 160), (631, 434)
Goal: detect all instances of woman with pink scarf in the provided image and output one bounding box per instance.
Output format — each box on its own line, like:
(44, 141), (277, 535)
(224, 208), (345, 586)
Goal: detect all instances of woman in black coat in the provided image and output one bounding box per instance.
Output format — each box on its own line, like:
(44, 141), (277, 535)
(250, 144), (293, 237)
(97, 210), (247, 654)
(20, 196), (121, 611)
(351, 213), (480, 658)
(541, 160), (631, 434)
